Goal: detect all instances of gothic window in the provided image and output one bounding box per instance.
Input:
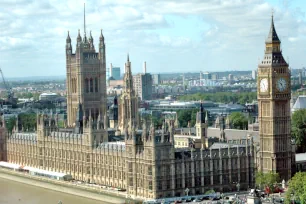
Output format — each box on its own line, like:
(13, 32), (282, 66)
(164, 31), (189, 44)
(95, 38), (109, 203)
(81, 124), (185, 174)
(148, 181), (152, 190)
(85, 78), (89, 93)
(129, 177), (133, 186)
(95, 78), (98, 92)
(90, 78), (93, 92)
(128, 163), (133, 172)
(148, 166), (152, 175)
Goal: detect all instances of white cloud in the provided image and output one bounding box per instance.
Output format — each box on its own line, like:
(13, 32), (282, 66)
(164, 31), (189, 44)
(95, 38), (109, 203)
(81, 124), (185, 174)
(0, 0), (305, 77)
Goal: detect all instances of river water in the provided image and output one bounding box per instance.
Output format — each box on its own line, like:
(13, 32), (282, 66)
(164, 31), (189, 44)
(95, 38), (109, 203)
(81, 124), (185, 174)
(0, 177), (111, 204)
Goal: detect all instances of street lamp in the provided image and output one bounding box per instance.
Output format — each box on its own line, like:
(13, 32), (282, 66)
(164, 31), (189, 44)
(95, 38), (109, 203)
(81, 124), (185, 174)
(185, 188), (190, 197)
(236, 183), (240, 192)
(221, 193), (224, 204)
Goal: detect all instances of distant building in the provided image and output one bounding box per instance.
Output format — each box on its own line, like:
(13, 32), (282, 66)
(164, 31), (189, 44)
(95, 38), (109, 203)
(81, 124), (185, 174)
(39, 93), (58, 101)
(152, 74), (161, 85)
(292, 95), (306, 113)
(299, 71), (303, 85)
(228, 74), (233, 82)
(251, 70), (257, 80)
(111, 67), (121, 80)
(133, 73), (152, 100)
(211, 73), (218, 80)
(203, 72), (212, 80)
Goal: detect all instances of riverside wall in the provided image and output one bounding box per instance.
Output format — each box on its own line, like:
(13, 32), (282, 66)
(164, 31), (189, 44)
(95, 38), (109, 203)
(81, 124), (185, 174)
(0, 169), (142, 204)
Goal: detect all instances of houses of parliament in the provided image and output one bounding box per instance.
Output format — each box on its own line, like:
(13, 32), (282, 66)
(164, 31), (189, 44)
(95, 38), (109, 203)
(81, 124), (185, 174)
(0, 15), (295, 200)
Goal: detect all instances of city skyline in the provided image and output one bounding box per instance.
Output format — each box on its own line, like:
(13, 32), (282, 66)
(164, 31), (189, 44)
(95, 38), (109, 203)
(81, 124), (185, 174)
(1, 0), (306, 77)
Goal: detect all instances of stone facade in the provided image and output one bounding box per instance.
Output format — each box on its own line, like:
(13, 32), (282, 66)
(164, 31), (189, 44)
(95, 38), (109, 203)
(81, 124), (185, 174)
(257, 16), (294, 180)
(3, 117), (255, 199)
(4, 18), (296, 200)
(118, 56), (140, 132)
(66, 30), (107, 127)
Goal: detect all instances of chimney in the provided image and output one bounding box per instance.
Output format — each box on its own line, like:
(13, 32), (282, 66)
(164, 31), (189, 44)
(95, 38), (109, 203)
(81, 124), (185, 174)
(110, 63), (113, 77)
(143, 61), (146, 74)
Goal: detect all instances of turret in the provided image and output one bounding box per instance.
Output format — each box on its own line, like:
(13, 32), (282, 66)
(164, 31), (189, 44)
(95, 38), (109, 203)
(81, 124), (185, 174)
(174, 113), (180, 128)
(66, 31), (72, 55)
(104, 113), (109, 129)
(149, 122), (155, 145)
(124, 54), (134, 93)
(225, 115), (231, 129)
(89, 31), (94, 49)
(142, 119), (147, 142)
(215, 116), (220, 128)
(99, 29), (104, 46)
(77, 29), (82, 47)
(75, 102), (83, 134)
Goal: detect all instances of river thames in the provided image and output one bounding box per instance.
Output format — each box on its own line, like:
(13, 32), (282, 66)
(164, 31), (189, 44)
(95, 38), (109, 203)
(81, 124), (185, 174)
(0, 177), (111, 204)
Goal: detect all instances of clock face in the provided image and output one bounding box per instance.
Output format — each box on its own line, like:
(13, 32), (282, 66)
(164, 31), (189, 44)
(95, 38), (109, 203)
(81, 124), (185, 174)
(260, 78), (268, 92)
(277, 78), (287, 92)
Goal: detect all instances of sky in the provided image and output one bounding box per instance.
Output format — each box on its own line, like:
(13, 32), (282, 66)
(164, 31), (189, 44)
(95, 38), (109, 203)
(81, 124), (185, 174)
(0, 0), (306, 77)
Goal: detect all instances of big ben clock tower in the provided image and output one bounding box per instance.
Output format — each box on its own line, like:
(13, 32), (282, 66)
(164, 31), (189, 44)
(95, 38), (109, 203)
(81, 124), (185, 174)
(258, 14), (292, 180)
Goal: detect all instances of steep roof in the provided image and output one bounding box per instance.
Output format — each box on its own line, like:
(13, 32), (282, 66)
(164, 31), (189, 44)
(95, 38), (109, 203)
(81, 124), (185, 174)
(292, 95), (306, 111)
(266, 15), (280, 43)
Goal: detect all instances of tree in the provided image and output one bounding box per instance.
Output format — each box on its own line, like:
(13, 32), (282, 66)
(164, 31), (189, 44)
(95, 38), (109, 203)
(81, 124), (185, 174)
(6, 117), (16, 134)
(178, 92), (257, 104)
(19, 113), (36, 131)
(292, 109), (306, 152)
(255, 171), (280, 193)
(255, 171), (265, 189)
(285, 172), (306, 204)
(229, 112), (248, 130)
(177, 109), (198, 127)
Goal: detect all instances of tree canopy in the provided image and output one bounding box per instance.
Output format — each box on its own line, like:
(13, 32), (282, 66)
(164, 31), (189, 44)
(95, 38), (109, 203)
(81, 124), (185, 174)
(229, 112), (248, 130)
(285, 172), (306, 204)
(255, 171), (280, 192)
(5, 113), (37, 133)
(292, 109), (306, 152)
(178, 92), (256, 104)
(177, 109), (198, 128)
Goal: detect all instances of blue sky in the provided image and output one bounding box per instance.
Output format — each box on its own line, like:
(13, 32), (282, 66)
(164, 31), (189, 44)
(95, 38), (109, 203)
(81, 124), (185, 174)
(0, 0), (306, 77)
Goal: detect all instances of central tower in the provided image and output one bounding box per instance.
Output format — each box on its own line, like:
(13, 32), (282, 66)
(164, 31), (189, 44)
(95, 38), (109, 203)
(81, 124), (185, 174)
(257, 15), (292, 180)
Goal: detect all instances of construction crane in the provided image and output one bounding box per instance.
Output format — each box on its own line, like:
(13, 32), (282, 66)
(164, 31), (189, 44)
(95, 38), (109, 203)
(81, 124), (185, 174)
(0, 67), (14, 103)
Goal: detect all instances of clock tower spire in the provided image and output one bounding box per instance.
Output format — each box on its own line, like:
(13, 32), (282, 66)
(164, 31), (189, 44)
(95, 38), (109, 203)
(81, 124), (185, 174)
(257, 14), (292, 180)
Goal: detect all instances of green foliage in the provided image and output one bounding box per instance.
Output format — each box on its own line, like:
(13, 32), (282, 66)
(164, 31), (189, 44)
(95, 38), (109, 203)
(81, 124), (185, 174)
(178, 92), (257, 104)
(6, 117), (16, 133)
(255, 171), (280, 192)
(229, 112), (248, 130)
(177, 109), (198, 127)
(16, 92), (40, 100)
(19, 113), (36, 131)
(285, 172), (306, 204)
(141, 114), (163, 129)
(204, 189), (215, 195)
(292, 109), (306, 152)
(152, 116), (163, 129)
(57, 120), (64, 128)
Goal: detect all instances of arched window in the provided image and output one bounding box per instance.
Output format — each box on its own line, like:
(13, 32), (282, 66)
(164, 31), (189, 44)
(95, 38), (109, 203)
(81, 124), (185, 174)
(90, 78), (93, 92)
(74, 78), (77, 93)
(95, 78), (98, 92)
(72, 78), (75, 93)
(85, 78), (89, 93)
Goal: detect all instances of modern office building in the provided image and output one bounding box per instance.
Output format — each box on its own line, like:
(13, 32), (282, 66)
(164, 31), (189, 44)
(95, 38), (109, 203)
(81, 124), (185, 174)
(203, 72), (212, 80)
(111, 66), (121, 80)
(251, 70), (257, 80)
(152, 74), (161, 85)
